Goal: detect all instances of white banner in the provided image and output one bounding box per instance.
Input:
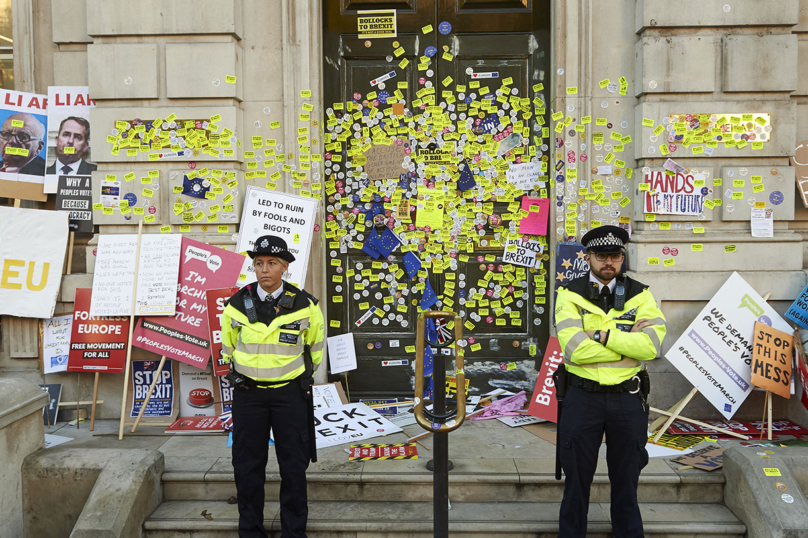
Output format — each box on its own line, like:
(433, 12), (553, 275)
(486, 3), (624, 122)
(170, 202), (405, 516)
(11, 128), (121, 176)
(237, 186), (318, 289)
(314, 402), (402, 448)
(0, 207), (68, 318)
(665, 272), (791, 419)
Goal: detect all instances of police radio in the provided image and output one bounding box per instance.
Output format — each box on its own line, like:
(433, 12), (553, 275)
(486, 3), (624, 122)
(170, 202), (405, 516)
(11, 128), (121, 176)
(244, 285), (259, 323)
(613, 276), (626, 311)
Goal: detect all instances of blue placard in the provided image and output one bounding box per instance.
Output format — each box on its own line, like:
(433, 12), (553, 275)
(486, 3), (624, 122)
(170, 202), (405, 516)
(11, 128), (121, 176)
(785, 283), (808, 329)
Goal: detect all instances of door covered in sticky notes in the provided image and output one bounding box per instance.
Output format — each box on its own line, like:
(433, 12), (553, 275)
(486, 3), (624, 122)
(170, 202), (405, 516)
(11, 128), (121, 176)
(322, 1), (552, 398)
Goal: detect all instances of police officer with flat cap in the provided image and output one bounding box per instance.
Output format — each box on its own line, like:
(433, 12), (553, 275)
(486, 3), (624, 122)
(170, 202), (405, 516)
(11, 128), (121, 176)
(220, 235), (324, 538)
(553, 225), (666, 537)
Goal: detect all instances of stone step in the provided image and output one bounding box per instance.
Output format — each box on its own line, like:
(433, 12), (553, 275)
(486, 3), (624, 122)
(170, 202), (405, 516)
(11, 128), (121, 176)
(143, 500), (747, 538)
(162, 458), (725, 504)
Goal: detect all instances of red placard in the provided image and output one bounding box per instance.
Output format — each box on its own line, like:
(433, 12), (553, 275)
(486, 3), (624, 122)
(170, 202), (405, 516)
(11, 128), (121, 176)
(666, 420), (764, 438)
(206, 287), (239, 376)
(348, 443), (418, 460)
(527, 337), (563, 423)
(67, 288), (130, 373)
(165, 415), (225, 434)
(132, 238), (244, 370)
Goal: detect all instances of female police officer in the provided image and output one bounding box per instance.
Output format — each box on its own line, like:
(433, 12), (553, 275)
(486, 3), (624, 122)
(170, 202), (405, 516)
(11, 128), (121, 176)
(221, 235), (324, 538)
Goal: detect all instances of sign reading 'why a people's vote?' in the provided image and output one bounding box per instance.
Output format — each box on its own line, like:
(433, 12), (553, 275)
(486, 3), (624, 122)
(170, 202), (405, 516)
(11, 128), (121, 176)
(665, 272), (792, 420)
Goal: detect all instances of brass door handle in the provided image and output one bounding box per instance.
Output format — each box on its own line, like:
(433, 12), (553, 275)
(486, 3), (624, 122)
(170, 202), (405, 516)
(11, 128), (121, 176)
(414, 311), (466, 433)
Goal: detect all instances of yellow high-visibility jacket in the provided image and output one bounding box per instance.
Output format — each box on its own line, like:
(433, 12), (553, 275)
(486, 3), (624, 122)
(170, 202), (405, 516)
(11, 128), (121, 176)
(221, 282), (324, 385)
(555, 274), (666, 385)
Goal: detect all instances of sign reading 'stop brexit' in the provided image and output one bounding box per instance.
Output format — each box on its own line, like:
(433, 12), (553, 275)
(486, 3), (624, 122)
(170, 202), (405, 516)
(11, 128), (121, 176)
(665, 272), (792, 420)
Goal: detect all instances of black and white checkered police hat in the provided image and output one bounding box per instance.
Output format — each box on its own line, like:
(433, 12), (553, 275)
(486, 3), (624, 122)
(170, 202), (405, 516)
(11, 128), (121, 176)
(581, 225), (628, 253)
(248, 235), (295, 262)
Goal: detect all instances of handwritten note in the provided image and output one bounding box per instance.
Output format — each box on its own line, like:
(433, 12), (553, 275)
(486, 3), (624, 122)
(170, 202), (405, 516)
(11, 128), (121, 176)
(90, 234), (182, 317)
(506, 161), (545, 191)
(362, 144), (407, 181)
(43, 314), (73, 374)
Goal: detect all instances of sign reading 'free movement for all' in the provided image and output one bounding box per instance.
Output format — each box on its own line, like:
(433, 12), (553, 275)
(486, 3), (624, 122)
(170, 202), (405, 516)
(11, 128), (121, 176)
(665, 272), (792, 420)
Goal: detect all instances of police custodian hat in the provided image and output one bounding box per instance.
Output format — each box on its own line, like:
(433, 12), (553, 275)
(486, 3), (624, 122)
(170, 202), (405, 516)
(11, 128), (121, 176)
(581, 225), (629, 253)
(248, 235), (296, 262)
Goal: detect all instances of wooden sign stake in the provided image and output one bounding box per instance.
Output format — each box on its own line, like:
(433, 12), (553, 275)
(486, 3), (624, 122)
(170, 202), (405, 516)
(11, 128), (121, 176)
(652, 386), (699, 443)
(66, 231), (75, 275)
(89, 372), (100, 431)
(13, 198), (20, 208)
(131, 355), (167, 433)
(118, 221), (144, 440)
(75, 373), (81, 429)
(649, 406), (749, 440)
(343, 372), (351, 402)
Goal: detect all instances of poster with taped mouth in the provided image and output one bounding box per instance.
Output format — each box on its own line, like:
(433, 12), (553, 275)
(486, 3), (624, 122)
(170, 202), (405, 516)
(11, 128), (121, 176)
(0, 89), (49, 202)
(315, 402), (402, 448)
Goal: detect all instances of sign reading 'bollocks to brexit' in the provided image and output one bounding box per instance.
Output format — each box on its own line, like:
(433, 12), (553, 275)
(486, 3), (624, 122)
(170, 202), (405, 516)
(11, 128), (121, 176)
(665, 272), (792, 420)
(357, 9), (396, 38)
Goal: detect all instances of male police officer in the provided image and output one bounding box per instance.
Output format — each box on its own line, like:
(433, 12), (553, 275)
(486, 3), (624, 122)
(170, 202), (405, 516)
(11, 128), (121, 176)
(221, 235), (324, 538)
(554, 225), (666, 538)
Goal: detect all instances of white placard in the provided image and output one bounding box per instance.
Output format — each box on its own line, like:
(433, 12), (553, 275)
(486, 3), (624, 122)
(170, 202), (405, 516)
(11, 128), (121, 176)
(665, 272), (792, 420)
(237, 187), (318, 288)
(643, 168), (707, 216)
(43, 314), (73, 374)
(178, 361), (218, 417)
(312, 383), (345, 408)
(505, 161), (545, 191)
(503, 236), (544, 268)
(327, 333), (358, 375)
(497, 414), (546, 427)
(45, 86), (96, 194)
(751, 207), (773, 238)
(0, 207), (68, 318)
(314, 402), (402, 448)
(90, 234), (182, 317)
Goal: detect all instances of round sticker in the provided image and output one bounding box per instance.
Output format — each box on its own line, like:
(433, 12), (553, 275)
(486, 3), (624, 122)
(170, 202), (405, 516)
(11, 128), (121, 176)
(770, 191), (784, 205)
(123, 192), (138, 207)
(782, 493), (794, 504)
(776, 482), (787, 490)
(425, 46), (437, 58)
(438, 21), (452, 35)
(431, 422), (442, 431)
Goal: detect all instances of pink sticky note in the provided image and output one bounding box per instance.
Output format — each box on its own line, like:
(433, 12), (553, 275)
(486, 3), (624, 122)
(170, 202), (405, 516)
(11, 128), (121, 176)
(518, 197), (549, 235)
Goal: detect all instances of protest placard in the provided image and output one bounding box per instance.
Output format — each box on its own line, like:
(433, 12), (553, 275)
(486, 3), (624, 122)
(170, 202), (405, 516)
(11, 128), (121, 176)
(314, 402), (402, 448)
(0, 206), (68, 318)
(42, 314), (73, 374)
(503, 236), (544, 268)
(45, 87), (95, 194)
(518, 197), (549, 236)
(67, 288), (130, 373)
(665, 272), (792, 419)
(671, 445), (725, 471)
(132, 238), (244, 369)
(505, 161), (545, 191)
(237, 187), (318, 288)
(0, 89), (49, 202)
(528, 337), (563, 423)
(327, 333), (358, 375)
(785, 283), (808, 329)
(751, 321), (793, 400)
(643, 167), (707, 216)
(124, 359), (180, 424)
(90, 234), (182, 317)
(554, 242), (589, 286)
(177, 362), (223, 418)
(206, 287), (240, 376)
(361, 143), (406, 181)
(55, 175), (93, 233)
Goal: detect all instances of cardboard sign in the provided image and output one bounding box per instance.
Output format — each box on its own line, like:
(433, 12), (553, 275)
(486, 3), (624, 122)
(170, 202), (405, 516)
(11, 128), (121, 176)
(665, 272), (792, 419)
(0, 207), (69, 318)
(314, 402), (402, 448)
(357, 9), (397, 38)
(503, 236), (544, 269)
(39, 384), (62, 426)
(751, 321), (793, 399)
(125, 359), (180, 423)
(90, 234), (182, 317)
(0, 89), (49, 202)
(67, 288), (129, 373)
(671, 445), (725, 471)
(132, 237), (244, 370)
(348, 443), (417, 460)
(528, 337), (563, 423)
(45, 86), (96, 194)
(643, 168), (706, 216)
(445, 375), (470, 397)
(362, 143), (406, 181)
(518, 197), (549, 236)
(42, 314), (73, 374)
(327, 333), (358, 375)
(237, 187), (318, 288)
(206, 287), (240, 376)
(785, 283), (808, 329)
(55, 175), (93, 233)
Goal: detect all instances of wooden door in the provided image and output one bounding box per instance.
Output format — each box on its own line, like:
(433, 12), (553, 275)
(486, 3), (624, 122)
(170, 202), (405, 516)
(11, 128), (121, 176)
(322, 0), (551, 399)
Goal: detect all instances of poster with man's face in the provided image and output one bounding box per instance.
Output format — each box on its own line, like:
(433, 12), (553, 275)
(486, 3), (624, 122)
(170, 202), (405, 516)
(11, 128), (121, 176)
(45, 87), (96, 194)
(0, 89), (49, 202)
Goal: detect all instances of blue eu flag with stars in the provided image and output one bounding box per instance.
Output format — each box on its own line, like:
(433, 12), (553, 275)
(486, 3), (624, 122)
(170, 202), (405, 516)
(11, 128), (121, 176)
(182, 174), (210, 199)
(403, 251), (421, 280)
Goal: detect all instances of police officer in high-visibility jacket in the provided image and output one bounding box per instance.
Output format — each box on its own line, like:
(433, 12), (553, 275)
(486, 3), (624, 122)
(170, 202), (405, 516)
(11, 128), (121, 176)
(221, 235), (324, 538)
(554, 225), (666, 538)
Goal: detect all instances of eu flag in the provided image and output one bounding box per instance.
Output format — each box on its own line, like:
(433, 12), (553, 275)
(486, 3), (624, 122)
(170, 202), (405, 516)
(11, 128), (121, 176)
(403, 251), (421, 280)
(182, 174), (210, 199)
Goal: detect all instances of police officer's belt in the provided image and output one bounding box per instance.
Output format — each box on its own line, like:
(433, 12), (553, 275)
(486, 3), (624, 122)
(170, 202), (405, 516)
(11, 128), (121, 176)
(568, 372), (640, 394)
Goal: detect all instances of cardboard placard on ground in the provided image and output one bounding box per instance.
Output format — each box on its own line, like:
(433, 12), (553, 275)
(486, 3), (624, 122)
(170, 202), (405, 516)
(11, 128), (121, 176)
(664, 272), (792, 420)
(313, 383), (349, 407)
(132, 237), (244, 370)
(237, 187), (318, 289)
(206, 287), (240, 376)
(67, 288), (130, 373)
(55, 175), (93, 233)
(671, 445), (726, 471)
(314, 402), (402, 448)
(348, 443), (418, 460)
(0, 89), (49, 202)
(90, 234), (182, 317)
(0, 207), (68, 318)
(45, 86), (96, 194)
(751, 321), (793, 399)
(124, 359), (180, 425)
(43, 314), (73, 374)
(528, 337), (562, 423)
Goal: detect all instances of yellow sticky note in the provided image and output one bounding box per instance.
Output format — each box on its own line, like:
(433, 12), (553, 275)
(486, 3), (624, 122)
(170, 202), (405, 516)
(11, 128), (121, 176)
(764, 468), (782, 477)
(663, 258), (675, 267)
(160, 225), (171, 234)
(300, 90), (312, 98)
(691, 244), (703, 252)
(724, 245), (737, 253)
(422, 24), (433, 34)
(566, 87), (578, 95)
(11, 119), (23, 128)
(225, 75), (237, 84)
(648, 257), (659, 265)
(642, 118), (654, 128)
(180, 225), (191, 233)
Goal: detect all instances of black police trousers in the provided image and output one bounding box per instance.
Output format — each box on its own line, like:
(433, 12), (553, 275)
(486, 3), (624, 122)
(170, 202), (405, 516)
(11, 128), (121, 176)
(232, 381), (311, 538)
(558, 385), (649, 538)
